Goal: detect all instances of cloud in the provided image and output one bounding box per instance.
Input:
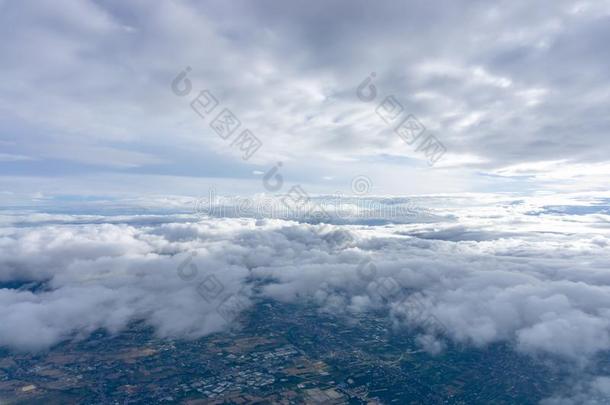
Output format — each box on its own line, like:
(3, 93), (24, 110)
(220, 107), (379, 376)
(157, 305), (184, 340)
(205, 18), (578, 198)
(0, 194), (608, 362)
(0, 219), (253, 350)
(1, 0), (610, 194)
(0, 153), (35, 162)
(0, 193), (609, 403)
(541, 375), (610, 404)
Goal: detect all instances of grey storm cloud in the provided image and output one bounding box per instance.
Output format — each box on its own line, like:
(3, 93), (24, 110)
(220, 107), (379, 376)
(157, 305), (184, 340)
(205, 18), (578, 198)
(1, 0), (610, 189)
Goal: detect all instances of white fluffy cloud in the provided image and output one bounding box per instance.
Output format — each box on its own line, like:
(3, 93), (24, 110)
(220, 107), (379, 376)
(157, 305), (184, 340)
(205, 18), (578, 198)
(0, 194), (608, 358)
(1, 193), (609, 401)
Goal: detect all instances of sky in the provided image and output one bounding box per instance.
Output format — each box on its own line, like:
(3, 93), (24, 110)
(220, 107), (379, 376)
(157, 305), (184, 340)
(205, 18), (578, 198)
(1, 0), (610, 203)
(2, 3), (610, 401)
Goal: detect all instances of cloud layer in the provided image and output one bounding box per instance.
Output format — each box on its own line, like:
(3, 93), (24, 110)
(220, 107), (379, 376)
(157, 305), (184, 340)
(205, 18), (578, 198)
(1, 193), (609, 400)
(2, 0), (610, 197)
(1, 194), (609, 361)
